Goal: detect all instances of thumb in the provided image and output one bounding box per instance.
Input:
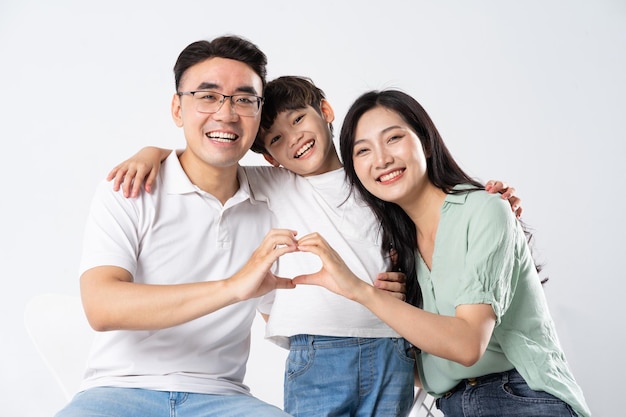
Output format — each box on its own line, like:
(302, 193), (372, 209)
(292, 273), (317, 285)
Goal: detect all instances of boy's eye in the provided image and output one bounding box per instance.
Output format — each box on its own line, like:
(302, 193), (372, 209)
(269, 135), (281, 145)
(293, 114), (304, 124)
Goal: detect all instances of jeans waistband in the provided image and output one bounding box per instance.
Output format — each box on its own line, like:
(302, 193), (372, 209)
(444, 368), (519, 398)
(288, 334), (383, 348)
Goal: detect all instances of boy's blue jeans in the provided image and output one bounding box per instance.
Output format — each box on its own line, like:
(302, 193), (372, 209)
(436, 368), (579, 417)
(54, 387), (291, 417)
(284, 335), (415, 417)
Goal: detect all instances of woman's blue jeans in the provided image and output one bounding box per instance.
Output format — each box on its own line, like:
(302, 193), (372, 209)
(436, 368), (579, 417)
(284, 335), (415, 417)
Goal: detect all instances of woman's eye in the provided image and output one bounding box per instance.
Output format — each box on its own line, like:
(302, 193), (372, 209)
(354, 147), (369, 156)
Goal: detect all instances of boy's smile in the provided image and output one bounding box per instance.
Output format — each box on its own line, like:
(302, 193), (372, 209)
(294, 139), (315, 159)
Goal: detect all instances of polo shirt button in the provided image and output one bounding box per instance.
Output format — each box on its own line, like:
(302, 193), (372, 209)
(468, 378), (478, 386)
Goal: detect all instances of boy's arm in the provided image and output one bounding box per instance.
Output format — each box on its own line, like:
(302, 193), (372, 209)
(107, 146), (171, 198)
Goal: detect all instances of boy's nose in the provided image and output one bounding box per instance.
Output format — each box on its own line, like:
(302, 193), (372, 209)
(289, 131), (304, 146)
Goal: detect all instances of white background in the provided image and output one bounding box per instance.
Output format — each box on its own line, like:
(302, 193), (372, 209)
(1, 1), (623, 416)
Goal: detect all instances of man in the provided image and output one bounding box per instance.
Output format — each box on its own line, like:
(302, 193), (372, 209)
(55, 36), (296, 417)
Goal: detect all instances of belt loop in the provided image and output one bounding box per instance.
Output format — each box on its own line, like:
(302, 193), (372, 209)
(502, 369), (512, 384)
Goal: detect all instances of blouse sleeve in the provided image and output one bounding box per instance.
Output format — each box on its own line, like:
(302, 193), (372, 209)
(454, 194), (520, 326)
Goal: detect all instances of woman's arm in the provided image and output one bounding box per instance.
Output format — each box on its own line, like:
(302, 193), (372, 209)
(294, 232), (496, 366)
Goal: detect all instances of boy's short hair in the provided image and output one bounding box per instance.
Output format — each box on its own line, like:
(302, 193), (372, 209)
(251, 76), (333, 154)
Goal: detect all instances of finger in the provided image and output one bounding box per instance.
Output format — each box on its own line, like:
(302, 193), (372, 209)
(374, 280), (406, 295)
(499, 186), (516, 200)
(121, 168), (137, 198)
(296, 232), (324, 246)
(274, 277), (295, 289)
(130, 166), (151, 198)
(515, 205), (523, 218)
(485, 180), (508, 193)
(378, 271), (406, 283)
(109, 167), (128, 192)
(106, 165), (122, 182)
(144, 167), (159, 193)
(292, 273), (318, 286)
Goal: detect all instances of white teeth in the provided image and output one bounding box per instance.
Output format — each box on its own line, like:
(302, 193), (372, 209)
(207, 132), (237, 142)
(295, 141), (314, 158)
(379, 170), (402, 182)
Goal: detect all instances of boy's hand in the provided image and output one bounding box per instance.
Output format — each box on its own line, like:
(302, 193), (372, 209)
(485, 180), (522, 218)
(374, 272), (407, 301)
(106, 147), (171, 198)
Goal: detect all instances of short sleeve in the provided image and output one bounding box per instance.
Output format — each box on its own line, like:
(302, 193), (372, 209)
(257, 290), (275, 315)
(79, 180), (140, 276)
(455, 195), (518, 325)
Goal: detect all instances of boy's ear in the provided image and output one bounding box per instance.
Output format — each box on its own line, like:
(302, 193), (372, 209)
(263, 153), (281, 168)
(320, 99), (335, 124)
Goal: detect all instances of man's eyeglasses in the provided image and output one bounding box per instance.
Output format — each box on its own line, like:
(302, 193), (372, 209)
(177, 90), (264, 117)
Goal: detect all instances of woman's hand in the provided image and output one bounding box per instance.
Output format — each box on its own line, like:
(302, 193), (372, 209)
(293, 232), (367, 301)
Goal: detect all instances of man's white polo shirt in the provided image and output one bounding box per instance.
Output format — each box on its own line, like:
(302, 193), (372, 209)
(78, 151), (273, 395)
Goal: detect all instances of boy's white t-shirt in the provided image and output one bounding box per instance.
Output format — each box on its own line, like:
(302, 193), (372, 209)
(245, 166), (400, 348)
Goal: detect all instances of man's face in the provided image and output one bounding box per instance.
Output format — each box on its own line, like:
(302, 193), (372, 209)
(172, 57), (263, 171)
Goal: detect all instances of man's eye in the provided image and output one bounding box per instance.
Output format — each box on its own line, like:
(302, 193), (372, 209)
(235, 96), (255, 105)
(199, 93), (218, 101)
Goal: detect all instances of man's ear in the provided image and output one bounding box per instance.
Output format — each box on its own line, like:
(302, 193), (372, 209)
(171, 93), (183, 127)
(263, 153), (281, 167)
(320, 99), (335, 124)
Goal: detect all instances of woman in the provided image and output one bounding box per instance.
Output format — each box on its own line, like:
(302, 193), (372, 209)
(293, 90), (590, 417)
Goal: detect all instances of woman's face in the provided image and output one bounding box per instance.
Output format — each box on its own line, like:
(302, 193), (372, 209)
(352, 106), (429, 206)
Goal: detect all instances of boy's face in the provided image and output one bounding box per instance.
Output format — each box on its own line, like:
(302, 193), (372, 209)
(260, 100), (342, 177)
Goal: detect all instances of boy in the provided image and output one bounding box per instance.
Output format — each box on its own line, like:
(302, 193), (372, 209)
(110, 76), (519, 416)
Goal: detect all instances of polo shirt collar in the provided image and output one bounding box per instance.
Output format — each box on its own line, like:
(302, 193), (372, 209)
(160, 150), (259, 205)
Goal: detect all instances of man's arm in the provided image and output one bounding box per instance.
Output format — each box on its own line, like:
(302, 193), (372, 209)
(81, 229), (298, 332)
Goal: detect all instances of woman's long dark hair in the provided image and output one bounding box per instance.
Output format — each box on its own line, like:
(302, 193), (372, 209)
(339, 90), (542, 307)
